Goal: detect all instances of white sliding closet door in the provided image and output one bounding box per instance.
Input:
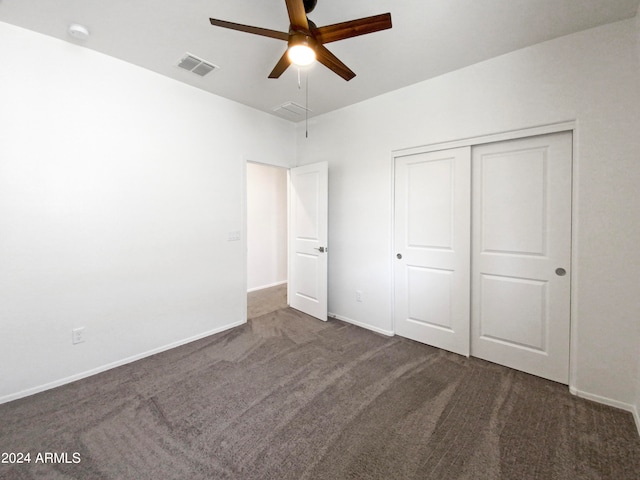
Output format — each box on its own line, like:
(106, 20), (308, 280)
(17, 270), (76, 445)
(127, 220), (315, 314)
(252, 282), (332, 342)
(471, 132), (572, 383)
(394, 147), (471, 356)
(393, 131), (572, 383)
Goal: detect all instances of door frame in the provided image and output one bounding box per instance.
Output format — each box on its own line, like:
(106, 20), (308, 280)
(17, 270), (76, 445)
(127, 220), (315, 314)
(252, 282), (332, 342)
(391, 120), (578, 389)
(242, 159), (329, 323)
(241, 159), (291, 323)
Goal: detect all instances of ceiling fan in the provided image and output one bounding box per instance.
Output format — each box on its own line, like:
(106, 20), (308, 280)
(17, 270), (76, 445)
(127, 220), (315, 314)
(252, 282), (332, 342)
(209, 0), (392, 81)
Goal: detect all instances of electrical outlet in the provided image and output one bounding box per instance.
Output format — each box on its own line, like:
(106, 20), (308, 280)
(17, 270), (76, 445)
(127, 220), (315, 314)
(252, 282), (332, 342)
(72, 327), (85, 345)
(356, 290), (363, 302)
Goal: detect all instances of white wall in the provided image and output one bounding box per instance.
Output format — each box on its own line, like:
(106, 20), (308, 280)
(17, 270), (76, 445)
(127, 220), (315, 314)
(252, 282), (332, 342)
(0, 22), (295, 402)
(246, 163), (288, 291)
(297, 18), (640, 408)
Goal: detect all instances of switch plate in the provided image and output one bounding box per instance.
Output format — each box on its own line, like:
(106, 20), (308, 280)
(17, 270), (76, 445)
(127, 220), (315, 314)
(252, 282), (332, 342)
(72, 327), (85, 344)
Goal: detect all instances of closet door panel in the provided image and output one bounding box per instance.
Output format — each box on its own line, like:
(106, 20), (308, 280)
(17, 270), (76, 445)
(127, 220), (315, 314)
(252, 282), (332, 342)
(471, 132), (572, 383)
(394, 147), (471, 356)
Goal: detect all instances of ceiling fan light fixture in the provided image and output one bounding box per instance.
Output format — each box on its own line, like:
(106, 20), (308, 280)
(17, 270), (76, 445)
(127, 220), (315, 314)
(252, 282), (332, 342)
(288, 45), (315, 66)
(287, 35), (316, 66)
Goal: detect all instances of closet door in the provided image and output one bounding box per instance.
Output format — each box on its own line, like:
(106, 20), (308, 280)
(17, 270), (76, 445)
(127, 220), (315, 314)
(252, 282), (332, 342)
(394, 147), (471, 356)
(471, 132), (572, 383)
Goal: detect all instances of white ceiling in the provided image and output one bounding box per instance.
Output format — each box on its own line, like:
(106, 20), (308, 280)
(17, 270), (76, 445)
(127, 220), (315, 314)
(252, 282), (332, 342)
(2, 0), (639, 121)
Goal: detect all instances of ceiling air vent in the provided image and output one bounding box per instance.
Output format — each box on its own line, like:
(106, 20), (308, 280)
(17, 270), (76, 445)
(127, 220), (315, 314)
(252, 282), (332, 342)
(176, 53), (219, 77)
(273, 102), (312, 120)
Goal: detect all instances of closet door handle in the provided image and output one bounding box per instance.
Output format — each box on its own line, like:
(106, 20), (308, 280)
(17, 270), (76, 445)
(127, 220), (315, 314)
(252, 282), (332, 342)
(555, 267), (567, 276)
(396, 253), (402, 259)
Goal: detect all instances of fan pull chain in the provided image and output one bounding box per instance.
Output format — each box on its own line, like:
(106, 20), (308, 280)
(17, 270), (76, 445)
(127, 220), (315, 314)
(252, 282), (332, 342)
(296, 67), (309, 138)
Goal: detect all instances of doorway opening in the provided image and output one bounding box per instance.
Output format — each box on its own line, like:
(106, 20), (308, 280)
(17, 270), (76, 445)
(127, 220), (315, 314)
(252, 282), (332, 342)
(246, 162), (289, 319)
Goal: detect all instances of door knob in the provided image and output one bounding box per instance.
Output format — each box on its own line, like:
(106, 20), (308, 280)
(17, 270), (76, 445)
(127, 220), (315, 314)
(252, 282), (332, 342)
(396, 253), (402, 259)
(555, 267), (567, 276)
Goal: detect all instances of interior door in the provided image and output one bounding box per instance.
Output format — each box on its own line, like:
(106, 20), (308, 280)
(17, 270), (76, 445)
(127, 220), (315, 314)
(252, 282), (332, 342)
(288, 161), (328, 321)
(394, 147), (471, 356)
(471, 132), (572, 383)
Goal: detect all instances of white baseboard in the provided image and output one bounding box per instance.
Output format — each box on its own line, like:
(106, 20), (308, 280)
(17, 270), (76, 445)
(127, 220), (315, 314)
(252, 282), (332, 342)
(0, 319), (245, 406)
(570, 386), (640, 436)
(328, 312), (394, 337)
(569, 386), (634, 411)
(247, 280), (287, 293)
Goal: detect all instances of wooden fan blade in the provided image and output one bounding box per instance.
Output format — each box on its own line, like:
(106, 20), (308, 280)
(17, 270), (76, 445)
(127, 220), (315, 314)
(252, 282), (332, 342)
(285, 0), (309, 31)
(209, 18), (289, 41)
(268, 51), (292, 79)
(314, 13), (392, 44)
(315, 45), (355, 81)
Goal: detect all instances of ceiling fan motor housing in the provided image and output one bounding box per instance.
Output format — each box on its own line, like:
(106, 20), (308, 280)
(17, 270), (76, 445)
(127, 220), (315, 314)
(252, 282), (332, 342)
(303, 0), (317, 13)
(288, 32), (317, 50)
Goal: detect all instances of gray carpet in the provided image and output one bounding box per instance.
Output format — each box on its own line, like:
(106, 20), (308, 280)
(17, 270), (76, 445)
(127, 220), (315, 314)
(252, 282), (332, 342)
(1, 308), (639, 479)
(247, 283), (287, 319)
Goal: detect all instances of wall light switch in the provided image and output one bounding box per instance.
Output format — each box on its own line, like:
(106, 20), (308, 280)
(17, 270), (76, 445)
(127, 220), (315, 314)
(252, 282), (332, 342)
(72, 327), (85, 344)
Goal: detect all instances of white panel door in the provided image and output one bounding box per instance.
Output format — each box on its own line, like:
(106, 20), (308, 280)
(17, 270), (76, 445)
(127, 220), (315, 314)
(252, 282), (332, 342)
(288, 161), (328, 321)
(471, 132), (572, 383)
(394, 147), (471, 356)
